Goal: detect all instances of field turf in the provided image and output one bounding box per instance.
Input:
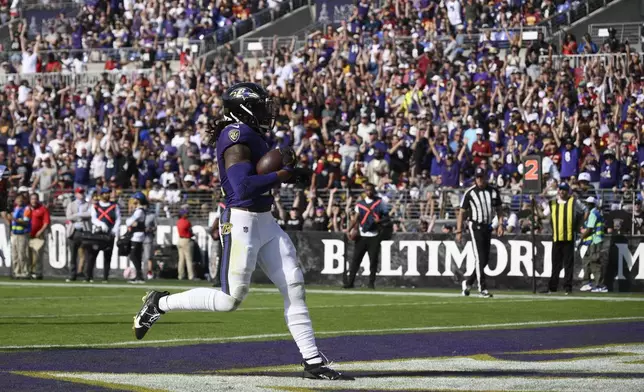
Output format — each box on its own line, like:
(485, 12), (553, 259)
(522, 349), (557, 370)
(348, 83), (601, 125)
(1, 278), (644, 391)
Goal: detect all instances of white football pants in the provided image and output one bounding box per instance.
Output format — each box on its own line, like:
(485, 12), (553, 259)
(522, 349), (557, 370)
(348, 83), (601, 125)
(159, 208), (319, 360)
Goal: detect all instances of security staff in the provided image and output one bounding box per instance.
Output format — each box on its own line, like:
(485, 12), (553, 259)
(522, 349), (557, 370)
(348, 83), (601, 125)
(456, 167), (503, 298)
(344, 182), (388, 289)
(541, 182), (586, 295)
(580, 196), (608, 293)
(66, 188), (91, 282)
(126, 192), (148, 283)
(87, 187), (121, 283)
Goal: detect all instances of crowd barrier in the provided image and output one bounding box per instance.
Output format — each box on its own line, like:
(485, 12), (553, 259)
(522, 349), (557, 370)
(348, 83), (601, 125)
(0, 69), (156, 87)
(541, 52), (640, 68)
(40, 187), (644, 232)
(0, 40), (205, 66)
(0, 224), (642, 291)
(589, 22), (643, 50)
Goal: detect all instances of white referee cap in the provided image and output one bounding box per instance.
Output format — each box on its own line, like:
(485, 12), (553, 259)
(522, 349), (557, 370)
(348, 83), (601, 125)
(585, 196), (598, 205)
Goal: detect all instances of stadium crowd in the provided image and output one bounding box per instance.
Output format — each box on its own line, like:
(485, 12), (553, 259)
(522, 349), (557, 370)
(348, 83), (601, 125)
(0, 0), (643, 235)
(1, 0), (276, 69)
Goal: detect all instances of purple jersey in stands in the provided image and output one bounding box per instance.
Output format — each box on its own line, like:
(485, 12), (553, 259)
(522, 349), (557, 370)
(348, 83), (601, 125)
(216, 123), (273, 210)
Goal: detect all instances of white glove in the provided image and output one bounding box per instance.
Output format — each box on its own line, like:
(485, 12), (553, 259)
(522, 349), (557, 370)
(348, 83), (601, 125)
(100, 222), (109, 232)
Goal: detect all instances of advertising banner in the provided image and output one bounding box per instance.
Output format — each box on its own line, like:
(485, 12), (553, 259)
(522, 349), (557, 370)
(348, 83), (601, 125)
(1, 226), (642, 291)
(315, 0), (357, 24)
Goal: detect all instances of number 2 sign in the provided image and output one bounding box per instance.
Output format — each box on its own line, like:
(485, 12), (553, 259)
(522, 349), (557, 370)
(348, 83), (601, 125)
(523, 155), (542, 193)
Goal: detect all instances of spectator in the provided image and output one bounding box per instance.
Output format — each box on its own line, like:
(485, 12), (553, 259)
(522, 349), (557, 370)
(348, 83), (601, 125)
(26, 193), (50, 280)
(176, 206), (195, 281)
(10, 193), (30, 279)
(65, 187), (91, 282)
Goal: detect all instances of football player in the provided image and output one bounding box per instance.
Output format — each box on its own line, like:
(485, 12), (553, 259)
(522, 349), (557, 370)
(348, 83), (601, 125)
(133, 82), (353, 381)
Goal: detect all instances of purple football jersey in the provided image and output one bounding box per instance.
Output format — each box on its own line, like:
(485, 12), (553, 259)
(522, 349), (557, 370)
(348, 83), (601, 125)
(216, 123), (274, 210)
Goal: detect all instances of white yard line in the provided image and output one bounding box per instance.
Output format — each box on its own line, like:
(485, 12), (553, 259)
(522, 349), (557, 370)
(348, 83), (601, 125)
(0, 299), (544, 319)
(1, 316), (643, 350)
(0, 295), (134, 301)
(1, 281), (643, 302)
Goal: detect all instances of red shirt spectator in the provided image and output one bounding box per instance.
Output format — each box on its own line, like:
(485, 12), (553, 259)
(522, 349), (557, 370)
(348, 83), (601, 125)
(28, 202), (51, 238)
(105, 58), (119, 70)
(177, 216), (192, 238)
(471, 137), (492, 166)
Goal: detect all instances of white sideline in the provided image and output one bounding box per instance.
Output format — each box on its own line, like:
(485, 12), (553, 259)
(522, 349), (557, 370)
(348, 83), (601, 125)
(1, 316), (643, 350)
(1, 281), (644, 301)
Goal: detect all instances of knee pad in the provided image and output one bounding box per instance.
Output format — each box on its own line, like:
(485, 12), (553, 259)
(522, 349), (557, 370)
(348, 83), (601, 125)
(284, 281), (306, 304)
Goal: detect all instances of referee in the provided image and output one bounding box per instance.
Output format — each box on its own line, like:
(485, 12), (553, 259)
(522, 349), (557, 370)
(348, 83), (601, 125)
(456, 167), (503, 298)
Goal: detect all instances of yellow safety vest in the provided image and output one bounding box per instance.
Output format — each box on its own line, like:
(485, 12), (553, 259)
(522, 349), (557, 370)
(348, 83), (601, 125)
(551, 197), (575, 242)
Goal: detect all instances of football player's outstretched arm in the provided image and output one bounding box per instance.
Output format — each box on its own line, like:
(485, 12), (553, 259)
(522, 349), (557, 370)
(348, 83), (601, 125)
(224, 144), (291, 200)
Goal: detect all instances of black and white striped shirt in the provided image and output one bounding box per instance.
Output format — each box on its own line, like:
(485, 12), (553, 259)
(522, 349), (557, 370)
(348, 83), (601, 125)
(460, 185), (502, 225)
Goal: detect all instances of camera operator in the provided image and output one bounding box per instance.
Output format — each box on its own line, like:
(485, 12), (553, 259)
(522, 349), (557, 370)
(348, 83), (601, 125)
(344, 183), (389, 289)
(87, 187), (121, 283)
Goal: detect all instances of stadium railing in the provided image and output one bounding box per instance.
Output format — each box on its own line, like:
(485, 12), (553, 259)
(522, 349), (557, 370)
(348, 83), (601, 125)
(21, 0), (82, 10)
(42, 187), (643, 234)
(236, 27), (547, 59)
(589, 22), (643, 49)
(0, 39), (205, 66)
(539, 52), (641, 68)
(0, 69), (156, 86)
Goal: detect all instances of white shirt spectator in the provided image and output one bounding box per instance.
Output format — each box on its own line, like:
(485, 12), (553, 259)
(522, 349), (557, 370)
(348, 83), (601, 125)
(90, 154), (106, 179)
(18, 85), (31, 104)
(47, 138), (64, 155)
(357, 122), (376, 142)
(446, 0), (462, 26)
(164, 189), (182, 204)
(21, 51), (37, 74)
(492, 213), (518, 233)
(160, 172), (178, 188)
(148, 187), (165, 203)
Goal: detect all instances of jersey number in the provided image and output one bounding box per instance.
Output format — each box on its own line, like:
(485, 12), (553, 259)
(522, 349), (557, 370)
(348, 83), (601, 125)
(524, 159), (539, 181)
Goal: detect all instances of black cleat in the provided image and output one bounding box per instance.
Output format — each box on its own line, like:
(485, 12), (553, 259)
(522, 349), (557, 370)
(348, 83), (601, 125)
(133, 291), (169, 340)
(302, 355), (355, 380)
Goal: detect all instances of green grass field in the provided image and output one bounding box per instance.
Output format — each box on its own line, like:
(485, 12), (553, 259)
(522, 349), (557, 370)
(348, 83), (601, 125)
(1, 278), (644, 349)
(2, 279), (644, 391)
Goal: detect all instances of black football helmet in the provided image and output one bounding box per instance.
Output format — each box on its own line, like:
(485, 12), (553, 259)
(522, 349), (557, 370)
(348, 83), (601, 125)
(222, 82), (277, 131)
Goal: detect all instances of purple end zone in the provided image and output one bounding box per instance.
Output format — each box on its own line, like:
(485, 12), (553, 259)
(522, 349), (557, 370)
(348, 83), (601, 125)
(0, 322), (643, 375)
(1, 372), (128, 392)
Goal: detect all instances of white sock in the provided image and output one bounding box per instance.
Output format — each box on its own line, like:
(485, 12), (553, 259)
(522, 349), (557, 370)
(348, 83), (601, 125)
(281, 285), (319, 361)
(158, 288), (239, 312)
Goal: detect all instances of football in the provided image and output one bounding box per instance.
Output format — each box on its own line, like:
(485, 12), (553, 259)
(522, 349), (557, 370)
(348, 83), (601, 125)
(256, 149), (285, 175)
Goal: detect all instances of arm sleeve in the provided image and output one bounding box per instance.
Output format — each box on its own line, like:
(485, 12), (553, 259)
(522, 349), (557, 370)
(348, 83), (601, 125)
(226, 162), (279, 200)
(113, 207), (121, 236)
(542, 202), (551, 217)
(90, 206), (100, 227)
(66, 203), (74, 220)
(77, 204), (91, 220)
(125, 208), (143, 227)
